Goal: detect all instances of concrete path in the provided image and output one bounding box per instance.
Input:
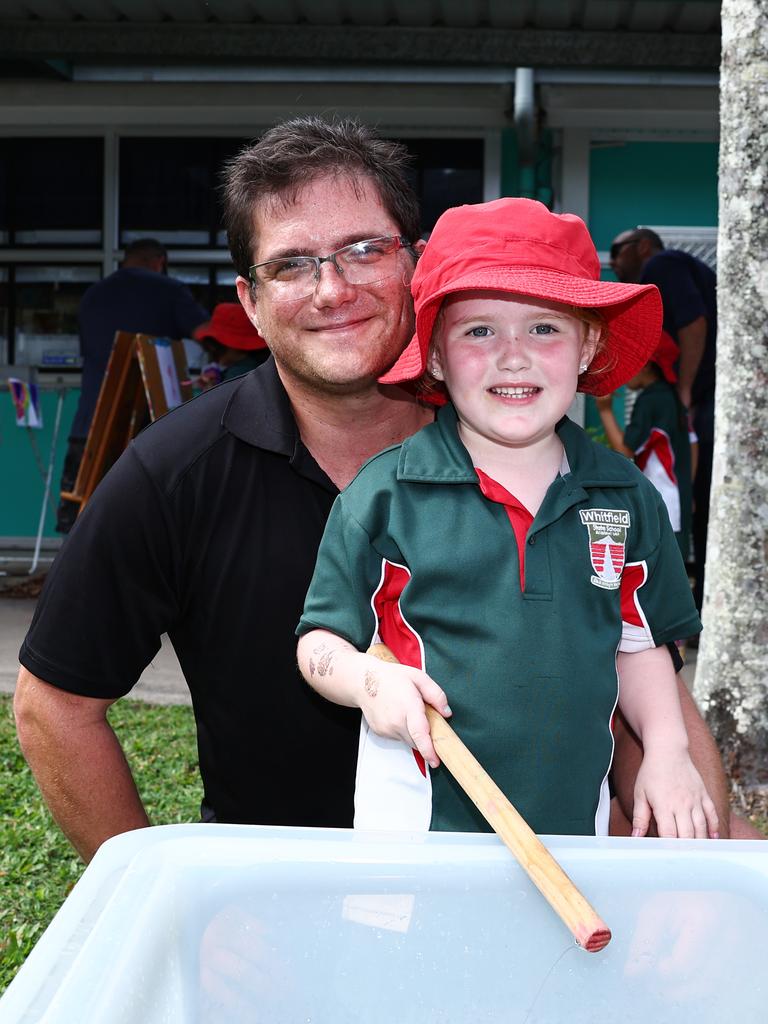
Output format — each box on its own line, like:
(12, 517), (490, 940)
(0, 598), (190, 705)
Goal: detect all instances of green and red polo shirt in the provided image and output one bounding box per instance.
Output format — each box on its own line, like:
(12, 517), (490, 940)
(624, 379), (693, 561)
(298, 404), (701, 837)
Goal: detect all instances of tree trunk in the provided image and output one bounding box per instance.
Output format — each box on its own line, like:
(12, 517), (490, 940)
(694, 0), (768, 819)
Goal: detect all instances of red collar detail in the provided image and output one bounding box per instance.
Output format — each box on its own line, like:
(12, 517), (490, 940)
(474, 467), (534, 520)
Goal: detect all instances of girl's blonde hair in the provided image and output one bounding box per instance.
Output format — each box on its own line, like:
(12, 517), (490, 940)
(418, 301), (614, 398)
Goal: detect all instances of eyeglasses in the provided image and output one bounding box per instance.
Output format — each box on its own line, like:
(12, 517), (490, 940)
(609, 237), (639, 261)
(248, 235), (414, 299)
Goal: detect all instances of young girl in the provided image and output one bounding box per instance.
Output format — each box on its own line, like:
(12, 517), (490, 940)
(296, 198), (718, 840)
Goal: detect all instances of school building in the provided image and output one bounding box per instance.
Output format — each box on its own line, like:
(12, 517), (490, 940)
(0, 1), (720, 552)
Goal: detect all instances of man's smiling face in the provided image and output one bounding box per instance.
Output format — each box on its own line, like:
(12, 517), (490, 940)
(237, 173), (418, 396)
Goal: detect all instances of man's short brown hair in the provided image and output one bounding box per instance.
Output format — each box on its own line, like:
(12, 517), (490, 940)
(221, 116), (421, 280)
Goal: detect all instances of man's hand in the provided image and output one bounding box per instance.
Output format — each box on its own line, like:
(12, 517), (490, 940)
(198, 905), (303, 1021)
(677, 384), (693, 412)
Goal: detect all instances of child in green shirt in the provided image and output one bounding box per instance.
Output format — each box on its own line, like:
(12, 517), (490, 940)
(297, 198), (717, 840)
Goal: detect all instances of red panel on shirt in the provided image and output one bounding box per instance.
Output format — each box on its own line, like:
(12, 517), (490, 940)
(620, 562), (648, 629)
(372, 561), (428, 777)
(373, 561), (422, 669)
(635, 427), (678, 484)
(474, 468), (534, 591)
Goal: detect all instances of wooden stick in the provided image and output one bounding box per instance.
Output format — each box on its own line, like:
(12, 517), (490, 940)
(367, 642), (612, 953)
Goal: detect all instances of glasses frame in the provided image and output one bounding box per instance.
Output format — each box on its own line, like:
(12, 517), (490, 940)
(247, 235), (414, 289)
(609, 237), (640, 261)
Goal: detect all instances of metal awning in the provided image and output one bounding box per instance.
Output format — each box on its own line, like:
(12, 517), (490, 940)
(0, 1), (722, 75)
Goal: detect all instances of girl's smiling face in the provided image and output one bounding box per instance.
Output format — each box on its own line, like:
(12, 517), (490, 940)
(430, 290), (598, 456)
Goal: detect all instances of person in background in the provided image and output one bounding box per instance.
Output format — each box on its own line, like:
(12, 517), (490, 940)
(56, 238), (208, 533)
(610, 227), (715, 614)
(192, 302), (270, 391)
(596, 332), (695, 564)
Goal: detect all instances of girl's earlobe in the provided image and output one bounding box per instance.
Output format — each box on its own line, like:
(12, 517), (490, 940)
(428, 350), (444, 381)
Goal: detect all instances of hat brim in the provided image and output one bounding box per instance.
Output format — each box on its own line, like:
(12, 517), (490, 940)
(193, 321), (212, 341)
(379, 266), (662, 397)
(193, 320), (267, 351)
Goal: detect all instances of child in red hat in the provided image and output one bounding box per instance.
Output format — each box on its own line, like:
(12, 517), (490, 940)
(297, 199), (717, 840)
(596, 331), (696, 562)
(192, 302), (268, 389)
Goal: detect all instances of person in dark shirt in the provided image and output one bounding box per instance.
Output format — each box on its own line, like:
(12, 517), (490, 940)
(17, 119), (434, 860)
(610, 227), (716, 611)
(55, 238), (208, 532)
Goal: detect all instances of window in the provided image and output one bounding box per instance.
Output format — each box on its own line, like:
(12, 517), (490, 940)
(119, 137), (249, 247)
(13, 265), (100, 366)
(398, 138), (484, 234)
(0, 138), (103, 246)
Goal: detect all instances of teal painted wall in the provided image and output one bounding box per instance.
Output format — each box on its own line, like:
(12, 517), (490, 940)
(2, 387), (80, 539)
(585, 140), (718, 434)
(589, 141), (719, 251)
(499, 126), (553, 205)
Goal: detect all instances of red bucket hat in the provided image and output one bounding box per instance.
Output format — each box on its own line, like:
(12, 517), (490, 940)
(379, 198), (662, 397)
(194, 303), (267, 351)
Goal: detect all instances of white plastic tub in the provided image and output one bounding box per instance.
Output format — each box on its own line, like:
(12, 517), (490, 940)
(1, 824), (767, 1023)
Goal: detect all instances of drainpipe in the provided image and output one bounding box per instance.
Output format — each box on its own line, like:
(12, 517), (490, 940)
(514, 67), (537, 199)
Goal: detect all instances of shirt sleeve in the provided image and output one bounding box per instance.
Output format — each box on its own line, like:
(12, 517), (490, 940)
(19, 445), (181, 698)
(618, 490), (701, 653)
(642, 257), (706, 334)
(296, 495), (384, 651)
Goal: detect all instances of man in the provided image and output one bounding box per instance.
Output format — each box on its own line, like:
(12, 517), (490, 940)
(610, 227), (716, 612)
(16, 118), (432, 862)
(14, 119), (741, 864)
(56, 238), (208, 533)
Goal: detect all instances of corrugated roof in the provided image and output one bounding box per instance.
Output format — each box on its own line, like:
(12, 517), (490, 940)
(0, 1), (721, 32)
(0, 1), (722, 75)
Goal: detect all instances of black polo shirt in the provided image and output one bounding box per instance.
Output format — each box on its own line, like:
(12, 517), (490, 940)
(20, 358), (360, 827)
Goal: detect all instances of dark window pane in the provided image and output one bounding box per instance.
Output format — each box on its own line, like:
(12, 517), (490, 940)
(397, 138), (484, 234)
(120, 137), (248, 246)
(0, 138), (103, 244)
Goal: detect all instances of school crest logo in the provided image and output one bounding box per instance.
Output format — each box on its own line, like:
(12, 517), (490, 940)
(578, 509), (631, 590)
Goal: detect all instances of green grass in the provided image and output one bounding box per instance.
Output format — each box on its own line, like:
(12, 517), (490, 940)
(0, 694), (201, 994)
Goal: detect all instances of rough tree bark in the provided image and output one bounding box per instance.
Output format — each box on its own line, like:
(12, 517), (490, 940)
(694, 0), (768, 818)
